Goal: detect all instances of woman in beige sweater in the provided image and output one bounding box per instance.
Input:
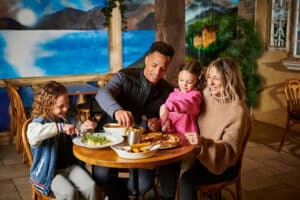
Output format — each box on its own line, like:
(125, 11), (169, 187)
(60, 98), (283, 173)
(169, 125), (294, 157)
(179, 57), (250, 200)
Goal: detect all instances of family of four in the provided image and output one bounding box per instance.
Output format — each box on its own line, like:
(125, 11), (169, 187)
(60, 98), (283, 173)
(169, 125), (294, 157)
(26, 41), (249, 200)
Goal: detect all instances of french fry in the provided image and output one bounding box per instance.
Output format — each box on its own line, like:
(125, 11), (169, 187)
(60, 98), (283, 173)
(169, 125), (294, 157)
(130, 142), (151, 148)
(132, 148), (140, 153)
(139, 147), (148, 152)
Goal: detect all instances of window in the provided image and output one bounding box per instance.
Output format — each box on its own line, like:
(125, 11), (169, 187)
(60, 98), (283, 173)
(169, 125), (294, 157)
(269, 0), (290, 50)
(272, 0), (300, 70)
(293, 0), (300, 57)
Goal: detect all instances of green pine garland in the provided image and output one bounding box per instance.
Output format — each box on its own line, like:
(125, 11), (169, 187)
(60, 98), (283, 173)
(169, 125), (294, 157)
(220, 18), (263, 107)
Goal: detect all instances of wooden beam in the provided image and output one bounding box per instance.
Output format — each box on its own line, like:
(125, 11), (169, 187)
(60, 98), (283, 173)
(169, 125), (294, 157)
(0, 73), (109, 88)
(155, 0), (185, 84)
(109, 1), (122, 73)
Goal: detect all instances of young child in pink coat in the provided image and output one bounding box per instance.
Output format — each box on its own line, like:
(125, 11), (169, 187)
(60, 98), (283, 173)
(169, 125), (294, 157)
(160, 60), (203, 135)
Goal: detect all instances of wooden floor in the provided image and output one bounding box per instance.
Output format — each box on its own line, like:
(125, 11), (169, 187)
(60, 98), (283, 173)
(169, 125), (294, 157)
(0, 120), (300, 200)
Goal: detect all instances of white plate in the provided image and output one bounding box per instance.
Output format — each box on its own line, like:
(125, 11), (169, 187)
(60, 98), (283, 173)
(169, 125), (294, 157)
(111, 145), (160, 159)
(73, 132), (124, 149)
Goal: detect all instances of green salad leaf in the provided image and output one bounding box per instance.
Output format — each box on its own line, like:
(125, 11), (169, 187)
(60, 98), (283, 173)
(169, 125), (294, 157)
(81, 133), (111, 145)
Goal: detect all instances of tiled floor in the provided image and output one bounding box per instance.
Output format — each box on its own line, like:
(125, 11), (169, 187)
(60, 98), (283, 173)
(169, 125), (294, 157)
(0, 120), (300, 200)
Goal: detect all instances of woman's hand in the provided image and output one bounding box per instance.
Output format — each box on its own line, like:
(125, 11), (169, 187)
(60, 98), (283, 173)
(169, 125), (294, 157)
(185, 132), (201, 146)
(185, 132), (202, 154)
(147, 118), (161, 132)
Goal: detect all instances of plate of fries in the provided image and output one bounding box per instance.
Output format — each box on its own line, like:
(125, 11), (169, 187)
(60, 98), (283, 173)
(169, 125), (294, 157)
(111, 142), (160, 159)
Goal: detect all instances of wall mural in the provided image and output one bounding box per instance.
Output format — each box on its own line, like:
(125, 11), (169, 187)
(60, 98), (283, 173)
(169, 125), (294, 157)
(0, 0), (241, 131)
(0, 0), (239, 79)
(0, 0), (155, 79)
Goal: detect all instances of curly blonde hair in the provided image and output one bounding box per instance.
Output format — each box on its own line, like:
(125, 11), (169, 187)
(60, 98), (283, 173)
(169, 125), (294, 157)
(206, 57), (246, 103)
(31, 81), (68, 118)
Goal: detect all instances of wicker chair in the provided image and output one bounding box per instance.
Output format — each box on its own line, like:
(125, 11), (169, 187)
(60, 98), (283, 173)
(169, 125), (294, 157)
(89, 73), (115, 121)
(22, 118), (55, 200)
(75, 74), (115, 122)
(194, 117), (252, 200)
(4, 80), (28, 158)
(279, 79), (300, 152)
(97, 73), (115, 88)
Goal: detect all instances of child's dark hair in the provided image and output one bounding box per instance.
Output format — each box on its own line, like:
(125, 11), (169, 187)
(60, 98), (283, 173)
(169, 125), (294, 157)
(148, 41), (175, 58)
(176, 60), (205, 90)
(31, 81), (68, 118)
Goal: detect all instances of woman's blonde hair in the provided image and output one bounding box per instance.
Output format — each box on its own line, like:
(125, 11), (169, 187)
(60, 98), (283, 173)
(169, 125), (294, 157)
(206, 57), (246, 102)
(31, 81), (67, 118)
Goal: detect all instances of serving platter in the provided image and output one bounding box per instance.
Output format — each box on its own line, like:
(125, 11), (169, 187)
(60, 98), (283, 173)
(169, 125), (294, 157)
(111, 144), (160, 159)
(141, 132), (181, 150)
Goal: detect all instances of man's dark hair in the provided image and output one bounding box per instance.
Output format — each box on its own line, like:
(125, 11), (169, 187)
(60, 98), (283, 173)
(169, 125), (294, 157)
(148, 41), (175, 58)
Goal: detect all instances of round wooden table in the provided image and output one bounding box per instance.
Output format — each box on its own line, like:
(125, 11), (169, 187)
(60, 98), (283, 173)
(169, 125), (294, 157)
(73, 137), (195, 199)
(73, 139), (194, 169)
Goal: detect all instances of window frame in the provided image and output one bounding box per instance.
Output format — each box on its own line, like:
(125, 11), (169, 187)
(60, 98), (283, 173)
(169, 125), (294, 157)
(293, 0), (300, 57)
(269, 0), (291, 51)
(271, 0), (300, 70)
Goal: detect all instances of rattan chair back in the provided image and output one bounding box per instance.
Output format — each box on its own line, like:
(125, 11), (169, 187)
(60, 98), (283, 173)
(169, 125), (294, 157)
(279, 79), (300, 151)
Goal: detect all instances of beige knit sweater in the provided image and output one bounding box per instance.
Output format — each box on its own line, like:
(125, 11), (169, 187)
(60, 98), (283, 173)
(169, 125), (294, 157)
(197, 88), (249, 175)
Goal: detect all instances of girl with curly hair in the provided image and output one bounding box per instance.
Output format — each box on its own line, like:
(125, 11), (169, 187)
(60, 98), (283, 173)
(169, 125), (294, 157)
(27, 81), (96, 200)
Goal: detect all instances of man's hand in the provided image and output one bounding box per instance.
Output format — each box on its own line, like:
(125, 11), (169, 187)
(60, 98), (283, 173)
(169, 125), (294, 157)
(147, 118), (161, 132)
(114, 109), (134, 127)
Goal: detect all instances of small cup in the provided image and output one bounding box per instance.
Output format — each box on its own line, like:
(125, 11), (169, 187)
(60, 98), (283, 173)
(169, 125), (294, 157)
(127, 130), (142, 145)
